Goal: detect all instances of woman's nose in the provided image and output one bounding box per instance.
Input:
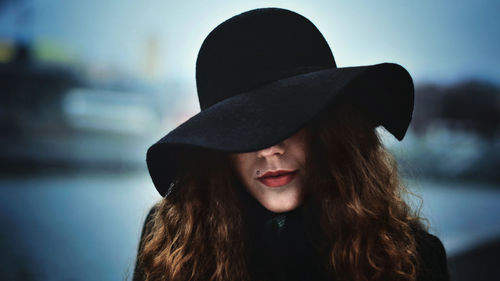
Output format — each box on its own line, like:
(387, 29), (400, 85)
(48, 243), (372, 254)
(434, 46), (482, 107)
(256, 142), (285, 158)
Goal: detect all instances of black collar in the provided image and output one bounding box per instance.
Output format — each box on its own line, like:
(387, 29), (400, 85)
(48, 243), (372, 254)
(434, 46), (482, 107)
(235, 183), (333, 281)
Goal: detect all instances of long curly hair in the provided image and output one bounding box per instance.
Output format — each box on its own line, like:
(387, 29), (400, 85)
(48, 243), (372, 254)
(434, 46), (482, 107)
(135, 102), (424, 281)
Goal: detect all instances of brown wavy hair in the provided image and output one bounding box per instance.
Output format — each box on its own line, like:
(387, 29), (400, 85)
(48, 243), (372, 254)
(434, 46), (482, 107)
(135, 102), (424, 281)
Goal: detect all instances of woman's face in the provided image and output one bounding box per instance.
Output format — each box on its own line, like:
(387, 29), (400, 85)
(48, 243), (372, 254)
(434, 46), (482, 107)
(230, 128), (309, 213)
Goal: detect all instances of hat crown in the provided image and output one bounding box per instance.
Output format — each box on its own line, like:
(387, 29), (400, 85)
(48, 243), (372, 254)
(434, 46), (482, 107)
(196, 8), (336, 109)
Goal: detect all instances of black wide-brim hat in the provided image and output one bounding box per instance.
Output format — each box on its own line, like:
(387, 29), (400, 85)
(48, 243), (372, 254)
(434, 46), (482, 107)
(147, 7), (414, 197)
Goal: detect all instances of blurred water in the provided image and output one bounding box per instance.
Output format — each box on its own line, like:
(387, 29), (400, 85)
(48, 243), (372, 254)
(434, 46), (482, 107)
(0, 173), (499, 281)
(405, 178), (500, 256)
(0, 171), (161, 281)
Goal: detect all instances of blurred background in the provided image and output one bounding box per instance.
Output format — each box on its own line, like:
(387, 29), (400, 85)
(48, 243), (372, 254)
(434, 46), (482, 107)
(0, 0), (498, 280)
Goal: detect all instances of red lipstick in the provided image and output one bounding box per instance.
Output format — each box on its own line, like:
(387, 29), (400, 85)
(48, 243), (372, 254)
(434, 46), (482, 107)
(257, 170), (297, 187)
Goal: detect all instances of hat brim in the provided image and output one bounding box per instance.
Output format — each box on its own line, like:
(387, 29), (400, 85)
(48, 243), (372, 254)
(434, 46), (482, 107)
(147, 62), (414, 196)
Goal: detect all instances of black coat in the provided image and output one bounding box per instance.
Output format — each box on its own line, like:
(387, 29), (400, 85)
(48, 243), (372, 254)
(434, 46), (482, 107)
(133, 191), (450, 281)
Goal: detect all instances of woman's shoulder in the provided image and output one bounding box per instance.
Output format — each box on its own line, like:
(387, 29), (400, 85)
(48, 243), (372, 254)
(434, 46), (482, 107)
(412, 223), (451, 281)
(133, 204), (160, 281)
(139, 203), (160, 240)
(144, 204), (159, 224)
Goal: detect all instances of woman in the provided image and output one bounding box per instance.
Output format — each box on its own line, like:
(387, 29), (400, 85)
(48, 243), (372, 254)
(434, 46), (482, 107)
(133, 7), (450, 281)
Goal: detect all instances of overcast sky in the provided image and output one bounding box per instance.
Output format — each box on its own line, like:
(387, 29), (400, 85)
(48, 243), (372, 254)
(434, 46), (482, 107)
(1, 0), (499, 86)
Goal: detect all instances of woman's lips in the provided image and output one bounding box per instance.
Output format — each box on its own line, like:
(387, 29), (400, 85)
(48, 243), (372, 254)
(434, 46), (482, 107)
(257, 170), (297, 187)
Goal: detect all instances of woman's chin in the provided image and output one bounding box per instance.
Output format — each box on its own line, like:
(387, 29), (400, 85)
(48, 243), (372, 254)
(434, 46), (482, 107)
(258, 194), (303, 213)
